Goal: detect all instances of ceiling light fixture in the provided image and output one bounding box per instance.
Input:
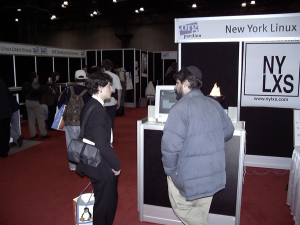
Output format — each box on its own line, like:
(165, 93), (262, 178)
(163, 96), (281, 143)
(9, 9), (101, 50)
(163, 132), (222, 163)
(192, 4), (197, 8)
(93, 11), (97, 15)
(61, 4), (66, 8)
(113, 0), (117, 3)
(140, 7), (144, 11)
(17, 9), (21, 11)
(63, 1), (68, 5)
(15, 18), (19, 22)
(241, 2), (246, 7)
(250, 1), (255, 4)
(51, 15), (56, 20)
(135, 9), (139, 13)
(90, 14), (94, 17)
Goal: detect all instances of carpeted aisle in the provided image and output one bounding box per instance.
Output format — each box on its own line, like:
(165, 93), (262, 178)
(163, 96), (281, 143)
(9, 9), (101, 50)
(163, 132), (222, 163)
(0, 107), (295, 225)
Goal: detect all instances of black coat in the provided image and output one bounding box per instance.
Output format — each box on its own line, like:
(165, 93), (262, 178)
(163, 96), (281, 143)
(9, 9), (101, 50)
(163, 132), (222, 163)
(0, 79), (12, 119)
(76, 97), (121, 181)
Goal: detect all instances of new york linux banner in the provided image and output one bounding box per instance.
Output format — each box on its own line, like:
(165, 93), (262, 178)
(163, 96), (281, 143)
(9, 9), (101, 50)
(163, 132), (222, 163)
(241, 42), (300, 109)
(175, 13), (300, 42)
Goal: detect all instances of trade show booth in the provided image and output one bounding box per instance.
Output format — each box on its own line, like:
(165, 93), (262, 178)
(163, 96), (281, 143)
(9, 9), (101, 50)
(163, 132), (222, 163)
(137, 12), (300, 225)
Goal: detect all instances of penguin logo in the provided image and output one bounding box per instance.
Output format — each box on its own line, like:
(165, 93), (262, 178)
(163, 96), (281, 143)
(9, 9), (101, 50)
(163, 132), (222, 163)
(79, 207), (93, 222)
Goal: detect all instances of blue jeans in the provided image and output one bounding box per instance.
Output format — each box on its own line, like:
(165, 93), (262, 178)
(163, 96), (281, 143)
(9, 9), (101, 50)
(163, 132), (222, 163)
(65, 125), (80, 169)
(10, 110), (21, 143)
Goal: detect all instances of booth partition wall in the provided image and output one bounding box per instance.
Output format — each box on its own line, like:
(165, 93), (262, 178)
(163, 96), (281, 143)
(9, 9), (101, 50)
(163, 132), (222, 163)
(0, 42), (85, 103)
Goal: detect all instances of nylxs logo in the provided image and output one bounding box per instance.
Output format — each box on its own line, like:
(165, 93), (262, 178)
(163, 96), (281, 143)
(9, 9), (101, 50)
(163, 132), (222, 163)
(179, 22), (199, 35)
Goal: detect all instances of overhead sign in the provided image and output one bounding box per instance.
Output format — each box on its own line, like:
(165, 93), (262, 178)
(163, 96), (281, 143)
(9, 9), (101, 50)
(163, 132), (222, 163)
(241, 42), (300, 109)
(41, 47), (86, 58)
(175, 13), (300, 43)
(0, 42), (41, 56)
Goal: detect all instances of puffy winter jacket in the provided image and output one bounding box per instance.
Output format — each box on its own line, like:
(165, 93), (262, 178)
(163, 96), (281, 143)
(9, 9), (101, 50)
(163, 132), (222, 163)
(161, 89), (234, 201)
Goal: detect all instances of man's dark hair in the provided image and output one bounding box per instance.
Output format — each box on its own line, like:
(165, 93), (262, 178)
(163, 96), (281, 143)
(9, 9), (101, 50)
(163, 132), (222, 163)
(89, 65), (100, 74)
(173, 67), (202, 90)
(86, 71), (112, 95)
(28, 72), (37, 82)
(114, 64), (120, 70)
(102, 59), (114, 71)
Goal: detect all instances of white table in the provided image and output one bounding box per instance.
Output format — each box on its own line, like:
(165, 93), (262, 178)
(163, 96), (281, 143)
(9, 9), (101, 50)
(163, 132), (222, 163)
(287, 147), (300, 225)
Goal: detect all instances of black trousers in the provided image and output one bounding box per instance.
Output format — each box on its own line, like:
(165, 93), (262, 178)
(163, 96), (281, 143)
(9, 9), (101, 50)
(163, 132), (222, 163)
(0, 117), (11, 157)
(90, 176), (118, 225)
(105, 104), (117, 130)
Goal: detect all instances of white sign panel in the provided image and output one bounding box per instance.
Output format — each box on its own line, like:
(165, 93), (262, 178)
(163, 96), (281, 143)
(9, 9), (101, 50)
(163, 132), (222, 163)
(175, 13), (300, 43)
(241, 42), (300, 108)
(41, 47), (85, 58)
(161, 51), (177, 59)
(0, 42), (41, 55)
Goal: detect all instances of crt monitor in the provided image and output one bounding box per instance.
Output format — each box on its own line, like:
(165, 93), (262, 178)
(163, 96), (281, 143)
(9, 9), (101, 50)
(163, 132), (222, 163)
(155, 85), (178, 123)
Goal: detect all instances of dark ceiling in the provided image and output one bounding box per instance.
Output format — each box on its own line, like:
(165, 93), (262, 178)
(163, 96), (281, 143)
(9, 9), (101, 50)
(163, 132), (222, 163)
(0, 0), (299, 43)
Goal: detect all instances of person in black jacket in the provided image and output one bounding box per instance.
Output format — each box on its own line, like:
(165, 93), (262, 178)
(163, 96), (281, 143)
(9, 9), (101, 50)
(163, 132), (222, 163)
(76, 72), (121, 225)
(0, 79), (12, 158)
(22, 72), (51, 139)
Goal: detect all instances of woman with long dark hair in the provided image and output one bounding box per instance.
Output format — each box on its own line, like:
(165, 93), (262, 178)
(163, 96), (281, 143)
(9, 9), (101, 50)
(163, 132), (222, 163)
(76, 71), (121, 225)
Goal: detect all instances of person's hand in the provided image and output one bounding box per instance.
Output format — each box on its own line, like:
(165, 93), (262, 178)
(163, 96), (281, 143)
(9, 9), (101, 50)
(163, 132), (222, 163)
(116, 102), (120, 109)
(168, 176), (172, 182)
(112, 169), (121, 176)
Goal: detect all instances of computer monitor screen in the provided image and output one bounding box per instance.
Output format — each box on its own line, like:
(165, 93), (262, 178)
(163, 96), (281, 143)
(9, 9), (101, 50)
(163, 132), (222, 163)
(155, 85), (178, 123)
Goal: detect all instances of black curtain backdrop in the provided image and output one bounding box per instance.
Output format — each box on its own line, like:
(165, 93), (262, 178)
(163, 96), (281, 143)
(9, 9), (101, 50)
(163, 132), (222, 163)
(102, 50), (123, 68)
(86, 51), (96, 69)
(37, 57), (53, 84)
(0, 55), (14, 87)
(69, 58), (82, 81)
(54, 57), (68, 83)
(154, 53), (163, 82)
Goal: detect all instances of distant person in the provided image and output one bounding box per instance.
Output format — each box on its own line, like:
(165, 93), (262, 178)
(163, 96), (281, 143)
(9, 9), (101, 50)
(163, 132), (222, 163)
(164, 62), (177, 85)
(76, 72), (121, 225)
(22, 72), (51, 139)
(82, 65), (89, 77)
(46, 71), (60, 130)
(89, 65), (100, 74)
(9, 91), (23, 147)
(102, 59), (122, 130)
(0, 79), (12, 158)
(161, 66), (234, 225)
(113, 65), (126, 112)
(58, 70), (91, 171)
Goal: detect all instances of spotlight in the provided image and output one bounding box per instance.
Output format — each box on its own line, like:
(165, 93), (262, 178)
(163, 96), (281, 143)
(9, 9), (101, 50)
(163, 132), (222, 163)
(63, 1), (68, 5)
(15, 18), (19, 22)
(17, 9), (21, 11)
(93, 11), (97, 15)
(61, 4), (66, 8)
(250, 1), (255, 4)
(90, 14), (94, 17)
(51, 15), (56, 20)
(113, 0), (117, 3)
(135, 9), (139, 13)
(241, 2), (246, 7)
(192, 3), (197, 8)
(140, 7), (144, 11)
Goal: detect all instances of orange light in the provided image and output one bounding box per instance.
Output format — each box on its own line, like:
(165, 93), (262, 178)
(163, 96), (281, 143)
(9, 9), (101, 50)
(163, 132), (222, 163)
(210, 83), (221, 96)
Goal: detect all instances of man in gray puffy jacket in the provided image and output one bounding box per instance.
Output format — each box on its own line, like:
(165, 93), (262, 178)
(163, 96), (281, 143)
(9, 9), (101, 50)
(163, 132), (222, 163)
(161, 66), (234, 225)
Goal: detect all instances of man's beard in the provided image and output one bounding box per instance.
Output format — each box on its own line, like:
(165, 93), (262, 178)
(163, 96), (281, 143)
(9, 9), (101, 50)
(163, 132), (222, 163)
(175, 87), (183, 100)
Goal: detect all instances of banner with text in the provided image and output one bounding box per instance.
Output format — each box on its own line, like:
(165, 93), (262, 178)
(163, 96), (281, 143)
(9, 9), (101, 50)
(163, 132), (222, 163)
(0, 43), (41, 56)
(175, 13), (300, 42)
(241, 42), (300, 109)
(41, 47), (85, 58)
